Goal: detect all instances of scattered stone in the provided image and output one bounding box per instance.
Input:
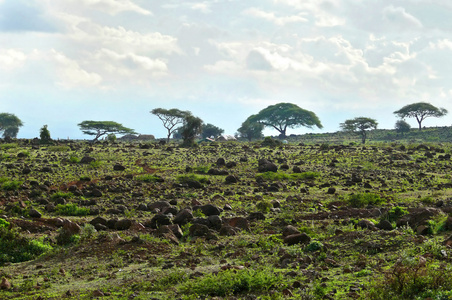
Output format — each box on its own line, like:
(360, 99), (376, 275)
(0, 278), (11, 290)
(115, 219), (132, 230)
(284, 233), (311, 246)
(29, 208), (42, 218)
(113, 164), (126, 171)
(80, 156), (95, 164)
(282, 225), (300, 237)
(376, 220), (393, 231)
(192, 204), (222, 216)
(225, 175), (239, 184)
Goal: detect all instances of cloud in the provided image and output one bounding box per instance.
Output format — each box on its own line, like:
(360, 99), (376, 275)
(242, 7), (308, 26)
(246, 50), (274, 71)
(190, 2), (211, 13)
(66, 0), (152, 16)
(0, 0), (57, 32)
(382, 5), (423, 29)
(0, 49), (27, 70)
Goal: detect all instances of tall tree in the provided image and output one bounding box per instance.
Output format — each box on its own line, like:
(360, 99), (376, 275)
(151, 108), (189, 143)
(236, 117), (264, 141)
(0, 113), (23, 138)
(248, 103), (322, 138)
(78, 121), (136, 143)
(395, 120), (411, 136)
(201, 123), (224, 139)
(180, 114), (203, 147)
(394, 102), (447, 131)
(340, 117), (378, 144)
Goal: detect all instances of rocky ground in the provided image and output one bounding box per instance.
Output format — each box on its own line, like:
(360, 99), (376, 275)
(1, 139), (452, 299)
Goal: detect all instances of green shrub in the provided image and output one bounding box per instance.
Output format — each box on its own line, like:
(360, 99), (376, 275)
(1, 143), (17, 150)
(1, 179), (23, 191)
(69, 155), (80, 163)
(348, 193), (384, 208)
(256, 171), (320, 181)
(177, 174), (209, 184)
(47, 145), (70, 152)
(136, 174), (164, 183)
(50, 191), (73, 201)
(261, 137), (282, 147)
(384, 206), (409, 222)
(107, 133), (117, 142)
(0, 227), (52, 264)
(89, 160), (103, 169)
(305, 241), (323, 252)
(55, 203), (89, 216)
(256, 200), (272, 213)
(180, 268), (283, 297)
(0, 218), (10, 229)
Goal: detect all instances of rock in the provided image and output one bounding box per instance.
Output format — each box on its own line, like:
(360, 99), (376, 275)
(90, 216), (107, 226)
(258, 159), (278, 173)
(284, 233), (311, 246)
(247, 212), (265, 221)
(63, 219), (81, 235)
(326, 187), (336, 195)
(173, 209), (193, 226)
(149, 214), (172, 229)
(193, 204), (222, 216)
(0, 278), (11, 290)
(219, 225), (238, 236)
(148, 201), (171, 212)
(216, 158), (226, 167)
(189, 223), (211, 237)
(225, 175), (238, 184)
(115, 219), (132, 230)
(226, 217), (250, 231)
(80, 156), (95, 164)
(292, 166), (302, 173)
(282, 225), (300, 237)
(91, 189), (102, 197)
(357, 219), (376, 230)
(225, 161), (237, 168)
(93, 290), (104, 297)
(416, 225), (431, 235)
(396, 208), (440, 229)
(376, 220), (393, 231)
(113, 164), (126, 171)
(208, 215), (222, 230)
(29, 208), (42, 218)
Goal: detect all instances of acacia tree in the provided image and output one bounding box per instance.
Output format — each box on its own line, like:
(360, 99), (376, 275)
(236, 117), (264, 141)
(394, 102), (447, 131)
(78, 121), (136, 142)
(0, 113), (23, 138)
(151, 108), (189, 143)
(340, 117), (378, 144)
(248, 103), (322, 138)
(201, 123), (224, 139)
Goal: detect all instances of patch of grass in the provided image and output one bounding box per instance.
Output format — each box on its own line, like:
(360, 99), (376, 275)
(1, 179), (23, 191)
(383, 206), (409, 222)
(0, 218), (10, 229)
(180, 268), (283, 297)
(69, 155), (80, 163)
(177, 174), (209, 184)
(136, 174), (164, 183)
(348, 192), (384, 208)
(47, 145), (70, 152)
(0, 227), (53, 264)
(256, 171), (320, 181)
(55, 203), (90, 216)
(50, 191), (73, 201)
(0, 143), (18, 150)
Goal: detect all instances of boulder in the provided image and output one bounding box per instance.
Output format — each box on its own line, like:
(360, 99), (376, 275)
(173, 209), (193, 226)
(376, 220), (393, 231)
(193, 204), (222, 216)
(284, 233), (311, 246)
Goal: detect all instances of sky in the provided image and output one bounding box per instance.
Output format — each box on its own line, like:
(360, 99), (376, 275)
(1, 0), (452, 139)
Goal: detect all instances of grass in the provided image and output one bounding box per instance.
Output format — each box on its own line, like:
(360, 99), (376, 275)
(55, 203), (90, 216)
(256, 171), (320, 181)
(347, 192), (384, 207)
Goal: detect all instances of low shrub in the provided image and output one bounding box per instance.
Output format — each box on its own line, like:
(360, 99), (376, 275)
(50, 191), (73, 201)
(1, 179), (23, 191)
(69, 155), (80, 163)
(55, 203), (90, 216)
(384, 206), (409, 222)
(47, 145), (70, 152)
(256, 171), (320, 181)
(177, 174), (209, 184)
(136, 174), (164, 183)
(180, 268), (283, 297)
(348, 193), (384, 208)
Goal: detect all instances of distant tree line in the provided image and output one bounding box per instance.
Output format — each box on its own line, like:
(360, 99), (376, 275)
(0, 101), (447, 145)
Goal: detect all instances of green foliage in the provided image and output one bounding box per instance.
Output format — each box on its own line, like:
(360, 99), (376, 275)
(39, 124), (51, 142)
(248, 102), (323, 137)
(151, 108), (190, 143)
(0, 143), (17, 150)
(180, 114), (203, 147)
(236, 118), (264, 141)
(1, 179), (23, 191)
(201, 123), (224, 139)
(340, 117), (378, 144)
(348, 193), (384, 208)
(384, 206), (409, 222)
(256, 200), (272, 213)
(0, 227), (52, 264)
(261, 137), (282, 147)
(394, 102), (448, 131)
(180, 268), (283, 297)
(366, 261), (452, 299)
(47, 145), (70, 152)
(0, 218), (10, 229)
(89, 160), (103, 169)
(55, 203), (90, 216)
(136, 174), (163, 183)
(69, 155), (80, 163)
(0, 112), (23, 138)
(107, 133), (117, 142)
(51, 191), (73, 201)
(177, 174), (209, 184)
(305, 241), (323, 252)
(256, 171), (319, 181)
(77, 120), (136, 142)
(395, 120), (411, 136)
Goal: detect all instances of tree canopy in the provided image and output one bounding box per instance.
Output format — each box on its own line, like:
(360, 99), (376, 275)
(77, 121), (136, 142)
(395, 119), (411, 136)
(340, 117), (378, 144)
(0, 113), (23, 138)
(201, 123), (224, 139)
(151, 108), (190, 143)
(236, 117), (264, 141)
(248, 103), (322, 137)
(180, 114), (203, 147)
(393, 102), (447, 130)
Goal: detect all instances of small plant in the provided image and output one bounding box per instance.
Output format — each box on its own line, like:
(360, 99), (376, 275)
(261, 137), (282, 147)
(177, 174), (209, 184)
(0, 218), (10, 229)
(47, 145), (70, 152)
(1, 179), (23, 191)
(55, 203), (90, 216)
(89, 160), (103, 169)
(256, 200), (272, 213)
(305, 241), (323, 252)
(136, 174), (164, 183)
(107, 133), (116, 142)
(384, 206), (409, 222)
(50, 191), (73, 201)
(69, 155), (80, 163)
(348, 193), (384, 208)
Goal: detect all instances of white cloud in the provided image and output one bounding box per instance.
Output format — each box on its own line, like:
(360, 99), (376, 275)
(50, 50), (102, 88)
(242, 7), (308, 26)
(0, 49), (27, 70)
(190, 3), (211, 14)
(382, 5), (423, 29)
(66, 0), (152, 15)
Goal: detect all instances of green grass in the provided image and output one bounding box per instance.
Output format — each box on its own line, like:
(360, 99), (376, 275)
(55, 203), (90, 216)
(347, 192), (384, 208)
(1, 179), (23, 191)
(256, 171), (320, 181)
(136, 174), (163, 182)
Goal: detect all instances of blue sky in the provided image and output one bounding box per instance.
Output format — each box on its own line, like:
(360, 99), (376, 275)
(1, 0), (452, 139)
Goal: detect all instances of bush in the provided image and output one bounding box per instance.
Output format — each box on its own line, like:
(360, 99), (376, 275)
(136, 174), (164, 183)
(261, 137), (282, 147)
(1, 179), (23, 191)
(50, 191), (73, 201)
(180, 268), (282, 297)
(69, 155), (80, 163)
(348, 193), (384, 208)
(256, 171), (320, 181)
(177, 174), (209, 184)
(0, 218), (10, 229)
(55, 203), (90, 216)
(0, 227), (52, 264)
(384, 206), (409, 222)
